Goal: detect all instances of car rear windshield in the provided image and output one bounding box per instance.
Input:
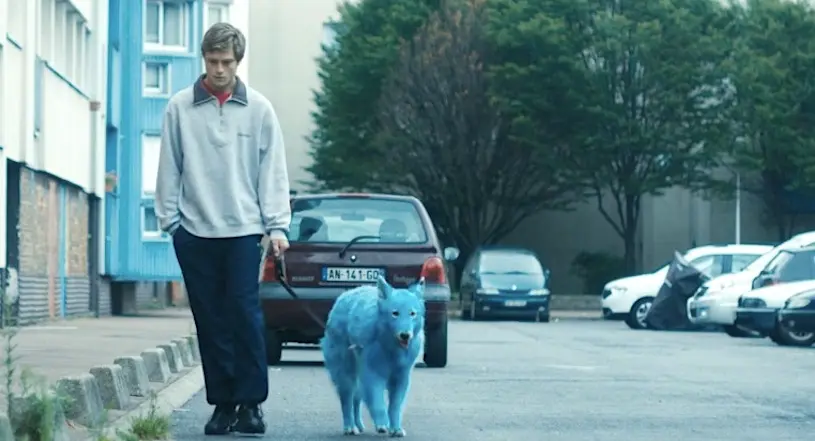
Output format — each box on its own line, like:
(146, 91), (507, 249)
(289, 197), (429, 244)
(480, 252), (543, 274)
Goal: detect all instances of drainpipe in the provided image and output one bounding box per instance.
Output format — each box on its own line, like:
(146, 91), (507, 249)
(88, 0), (107, 316)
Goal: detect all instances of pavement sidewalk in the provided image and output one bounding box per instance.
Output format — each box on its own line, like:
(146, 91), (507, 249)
(1, 307), (196, 408)
(10, 308), (196, 383)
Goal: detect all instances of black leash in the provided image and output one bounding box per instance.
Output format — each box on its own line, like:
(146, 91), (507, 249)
(273, 254), (327, 329)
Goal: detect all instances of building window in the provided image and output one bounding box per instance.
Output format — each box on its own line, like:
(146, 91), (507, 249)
(141, 205), (166, 240)
(205, 2), (230, 29)
(39, 0), (54, 56)
(143, 62), (170, 96)
(144, 0), (189, 51)
(39, 0), (89, 89)
(7, 0), (25, 44)
(54, 2), (67, 69)
(141, 134), (161, 196)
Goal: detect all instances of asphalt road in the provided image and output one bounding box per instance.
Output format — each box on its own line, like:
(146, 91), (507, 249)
(171, 318), (815, 441)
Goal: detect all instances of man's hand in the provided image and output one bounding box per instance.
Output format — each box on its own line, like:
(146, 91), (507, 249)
(271, 238), (290, 257)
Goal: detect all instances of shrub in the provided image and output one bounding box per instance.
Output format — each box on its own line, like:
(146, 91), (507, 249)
(570, 251), (628, 295)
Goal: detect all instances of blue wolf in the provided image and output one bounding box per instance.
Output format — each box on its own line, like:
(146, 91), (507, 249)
(320, 276), (426, 437)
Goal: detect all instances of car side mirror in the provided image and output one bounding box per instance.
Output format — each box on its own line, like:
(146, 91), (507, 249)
(443, 247), (460, 262)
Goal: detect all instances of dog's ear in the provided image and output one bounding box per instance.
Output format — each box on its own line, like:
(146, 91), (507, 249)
(409, 277), (425, 298)
(376, 275), (392, 300)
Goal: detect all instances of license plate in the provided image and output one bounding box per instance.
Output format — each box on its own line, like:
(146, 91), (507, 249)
(504, 300), (527, 307)
(322, 267), (385, 283)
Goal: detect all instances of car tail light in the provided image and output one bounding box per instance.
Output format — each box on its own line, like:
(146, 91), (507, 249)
(420, 256), (446, 284)
(261, 255), (279, 282)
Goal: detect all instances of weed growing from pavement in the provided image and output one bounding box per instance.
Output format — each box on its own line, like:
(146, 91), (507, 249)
(115, 392), (171, 440)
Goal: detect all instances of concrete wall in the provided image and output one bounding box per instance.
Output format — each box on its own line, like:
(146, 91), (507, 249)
(248, 0), (350, 192)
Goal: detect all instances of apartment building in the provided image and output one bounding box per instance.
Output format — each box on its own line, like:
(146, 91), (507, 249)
(103, 0), (250, 311)
(1, 0), (108, 323)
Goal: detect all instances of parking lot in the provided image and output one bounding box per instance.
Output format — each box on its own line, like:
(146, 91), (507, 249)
(171, 318), (815, 441)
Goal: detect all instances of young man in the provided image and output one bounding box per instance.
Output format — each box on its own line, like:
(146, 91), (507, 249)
(154, 23), (291, 436)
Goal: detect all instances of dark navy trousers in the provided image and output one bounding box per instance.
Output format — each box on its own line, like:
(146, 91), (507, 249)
(172, 226), (268, 406)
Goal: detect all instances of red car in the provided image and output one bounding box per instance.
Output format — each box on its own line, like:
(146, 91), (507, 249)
(260, 193), (460, 368)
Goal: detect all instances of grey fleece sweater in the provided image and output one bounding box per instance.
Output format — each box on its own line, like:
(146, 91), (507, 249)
(154, 76), (291, 240)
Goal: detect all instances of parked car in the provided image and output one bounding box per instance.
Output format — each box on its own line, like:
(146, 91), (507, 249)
(602, 244), (772, 330)
(688, 231), (815, 337)
(734, 277), (815, 347)
(777, 289), (815, 335)
(459, 247), (550, 322)
(259, 193), (460, 368)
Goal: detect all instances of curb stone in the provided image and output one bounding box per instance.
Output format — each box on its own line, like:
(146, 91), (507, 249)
(90, 366), (205, 441)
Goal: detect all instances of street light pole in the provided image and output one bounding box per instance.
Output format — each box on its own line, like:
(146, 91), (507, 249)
(735, 172), (742, 244)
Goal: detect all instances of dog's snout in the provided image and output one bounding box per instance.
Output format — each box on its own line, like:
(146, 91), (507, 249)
(398, 332), (411, 341)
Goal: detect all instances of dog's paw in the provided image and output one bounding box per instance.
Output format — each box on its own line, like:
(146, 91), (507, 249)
(375, 426), (389, 434)
(343, 427), (361, 435)
(389, 428), (407, 437)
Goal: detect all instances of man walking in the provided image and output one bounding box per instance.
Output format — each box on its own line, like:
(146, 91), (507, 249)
(154, 23), (291, 435)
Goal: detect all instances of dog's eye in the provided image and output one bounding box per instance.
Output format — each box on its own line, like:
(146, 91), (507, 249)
(392, 310), (399, 317)
(409, 311), (416, 317)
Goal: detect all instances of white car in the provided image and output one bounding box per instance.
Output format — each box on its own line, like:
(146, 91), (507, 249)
(687, 230), (815, 336)
(602, 244), (773, 330)
(731, 279), (815, 346)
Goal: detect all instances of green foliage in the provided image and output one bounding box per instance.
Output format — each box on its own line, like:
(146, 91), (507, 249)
(487, 0), (735, 271)
(570, 251), (628, 295)
(708, 0), (815, 237)
(377, 0), (575, 253)
(115, 393), (170, 441)
(307, 0), (442, 191)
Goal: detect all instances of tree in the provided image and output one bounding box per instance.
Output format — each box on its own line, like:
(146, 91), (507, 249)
(307, 0), (441, 191)
(711, 0), (815, 240)
(487, 0), (734, 272)
(376, 0), (574, 262)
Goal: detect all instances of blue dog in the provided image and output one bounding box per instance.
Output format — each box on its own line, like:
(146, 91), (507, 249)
(321, 276), (426, 437)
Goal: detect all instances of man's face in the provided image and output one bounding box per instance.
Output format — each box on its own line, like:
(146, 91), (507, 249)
(204, 47), (239, 91)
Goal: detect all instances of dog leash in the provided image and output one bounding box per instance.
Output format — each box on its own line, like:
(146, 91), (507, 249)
(273, 254), (327, 329)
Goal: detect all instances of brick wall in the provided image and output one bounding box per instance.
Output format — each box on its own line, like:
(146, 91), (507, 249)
(65, 185), (91, 316)
(17, 170), (52, 322)
(15, 169), (92, 323)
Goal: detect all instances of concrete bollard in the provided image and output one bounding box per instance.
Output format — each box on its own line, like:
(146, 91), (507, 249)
(173, 338), (194, 367)
(157, 343), (182, 373)
(89, 364), (130, 410)
(141, 348), (172, 383)
(114, 355), (152, 397)
(55, 373), (105, 428)
(185, 334), (201, 362)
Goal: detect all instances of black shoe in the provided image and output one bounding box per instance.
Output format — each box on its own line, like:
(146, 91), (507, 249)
(204, 404), (237, 435)
(233, 404), (266, 435)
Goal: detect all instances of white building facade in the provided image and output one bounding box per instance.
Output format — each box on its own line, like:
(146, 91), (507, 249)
(0, 0), (108, 322)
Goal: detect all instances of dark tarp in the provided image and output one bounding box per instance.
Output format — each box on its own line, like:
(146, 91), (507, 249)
(644, 251), (711, 331)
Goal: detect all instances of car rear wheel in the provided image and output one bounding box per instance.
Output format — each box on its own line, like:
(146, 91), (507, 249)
(423, 320), (448, 368)
(625, 297), (653, 330)
(265, 330), (283, 365)
(536, 311), (550, 323)
(769, 324), (815, 347)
